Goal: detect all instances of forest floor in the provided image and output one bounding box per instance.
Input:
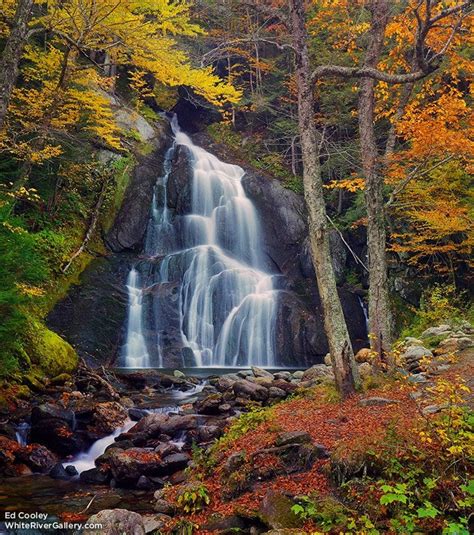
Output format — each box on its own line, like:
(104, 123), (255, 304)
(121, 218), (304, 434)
(167, 346), (474, 534)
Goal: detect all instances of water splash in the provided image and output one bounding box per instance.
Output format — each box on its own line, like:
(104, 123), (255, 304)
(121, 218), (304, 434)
(122, 116), (278, 367)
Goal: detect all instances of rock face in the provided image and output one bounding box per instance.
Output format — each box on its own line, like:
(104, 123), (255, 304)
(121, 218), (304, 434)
(106, 123), (171, 252)
(47, 120), (368, 368)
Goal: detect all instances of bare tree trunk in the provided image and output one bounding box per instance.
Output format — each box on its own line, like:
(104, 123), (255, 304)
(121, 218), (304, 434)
(0, 0), (34, 130)
(289, 0), (359, 397)
(358, 0), (392, 361)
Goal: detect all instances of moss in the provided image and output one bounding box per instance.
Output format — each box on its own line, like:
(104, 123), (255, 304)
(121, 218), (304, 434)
(26, 320), (78, 377)
(102, 154), (136, 233)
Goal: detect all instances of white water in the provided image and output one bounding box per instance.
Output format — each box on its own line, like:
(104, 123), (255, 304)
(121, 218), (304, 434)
(122, 117), (278, 368)
(15, 422), (30, 446)
(64, 419), (135, 474)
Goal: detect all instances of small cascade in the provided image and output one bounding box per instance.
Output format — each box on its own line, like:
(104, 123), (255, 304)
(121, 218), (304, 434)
(15, 422), (30, 447)
(64, 419), (135, 475)
(123, 269), (150, 368)
(121, 116), (278, 368)
(358, 296), (369, 332)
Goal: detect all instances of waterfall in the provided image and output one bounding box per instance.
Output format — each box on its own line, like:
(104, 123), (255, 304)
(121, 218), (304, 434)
(122, 116), (278, 368)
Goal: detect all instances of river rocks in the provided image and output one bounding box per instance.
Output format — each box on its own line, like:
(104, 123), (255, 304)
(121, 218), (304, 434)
(91, 402), (128, 435)
(85, 509), (146, 535)
(195, 393), (224, 415)
(233, 379), (269, 401)
(102, 448), (163, 486)
(160, 452), (190, 473)
(80, 467), (110, 485)
(421, 325), (452, 338)
(30, 413), (84, 456)
(31, 403), (75, 428)
(301, 364), (334, 383)
(252, 366), (274, 379)
(49, 462), (70, 480)
(17, 444), (58, 473)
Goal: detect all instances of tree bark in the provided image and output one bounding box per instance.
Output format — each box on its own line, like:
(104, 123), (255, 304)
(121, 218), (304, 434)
(358, 0), (392, 360)
(289, 0), (359, 397)
(0, 0), (34, 130)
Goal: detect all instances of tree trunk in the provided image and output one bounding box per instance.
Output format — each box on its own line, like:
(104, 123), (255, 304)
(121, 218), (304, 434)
(358, 0), (392, 360)
(0, 0), (34, 130)
(289, 0), (359, 397)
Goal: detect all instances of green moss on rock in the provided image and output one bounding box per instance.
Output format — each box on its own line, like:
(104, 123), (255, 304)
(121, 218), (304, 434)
(26, 320), (78, 377)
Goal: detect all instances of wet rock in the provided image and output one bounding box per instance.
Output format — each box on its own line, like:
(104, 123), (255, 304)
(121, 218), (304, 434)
(31, 403), (75, 428)
(324, 353), (332, 366)
(233, 380), (269, 402)
(92, 402), (128, 435)
(154, 442), (179, 457)
(65, 465), (78, 476)
(173, 370), (186, 378)
(105, 448), (162, 486)
(129, 408), (148, 421)
(259, 490), (301, 529)
(30, 418), (84, 456)
(195, 393), (223, 415)
(49, 463), (70, 480)
(16, 444), (58, 473)
(201, 515), (250, 533)
(136, 475), (153, 490)
(218, 403), (232, 413)
(84, 509), (146, 535)
(292, 371), (304, 380)
(80, 467), (110, 485)
(216, 376), (237, 392)
(160, 452), (190, 474)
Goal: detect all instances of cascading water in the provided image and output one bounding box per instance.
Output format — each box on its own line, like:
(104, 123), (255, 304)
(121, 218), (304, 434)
(121, 116), (278, 368)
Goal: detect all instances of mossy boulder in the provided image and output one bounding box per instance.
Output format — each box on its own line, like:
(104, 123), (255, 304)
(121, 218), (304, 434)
(27, 321), (78, 377)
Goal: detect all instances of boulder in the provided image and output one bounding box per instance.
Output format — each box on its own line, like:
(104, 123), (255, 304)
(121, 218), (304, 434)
(104, 448), (162, 485)
(195, 393), (224, 415)
(154, 499), (176, 515)
(252, 366), (274, 379)
(358, 362), (373, 379)
(269, 387), (287, 399)
(160, 452), (190, 474)
(301, 364), (334, 382)
(259, 490), (301, 530)
(49, 463), (70, 480)
(233, 380), (269, 402)
(30, 418), (84, 456)
(91, 402), (128, 435)
(275, 432), (312, 447)
(84, 509), (145, 535)
(16, 444), (58, 473)
(434, 336), (473, 355)
(31, 403), (75, 428)
(420, 325), (452, 338)
(80, 467), (110, 485)
(402, 345), (433, 373)
(354, 348), (372, 363)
